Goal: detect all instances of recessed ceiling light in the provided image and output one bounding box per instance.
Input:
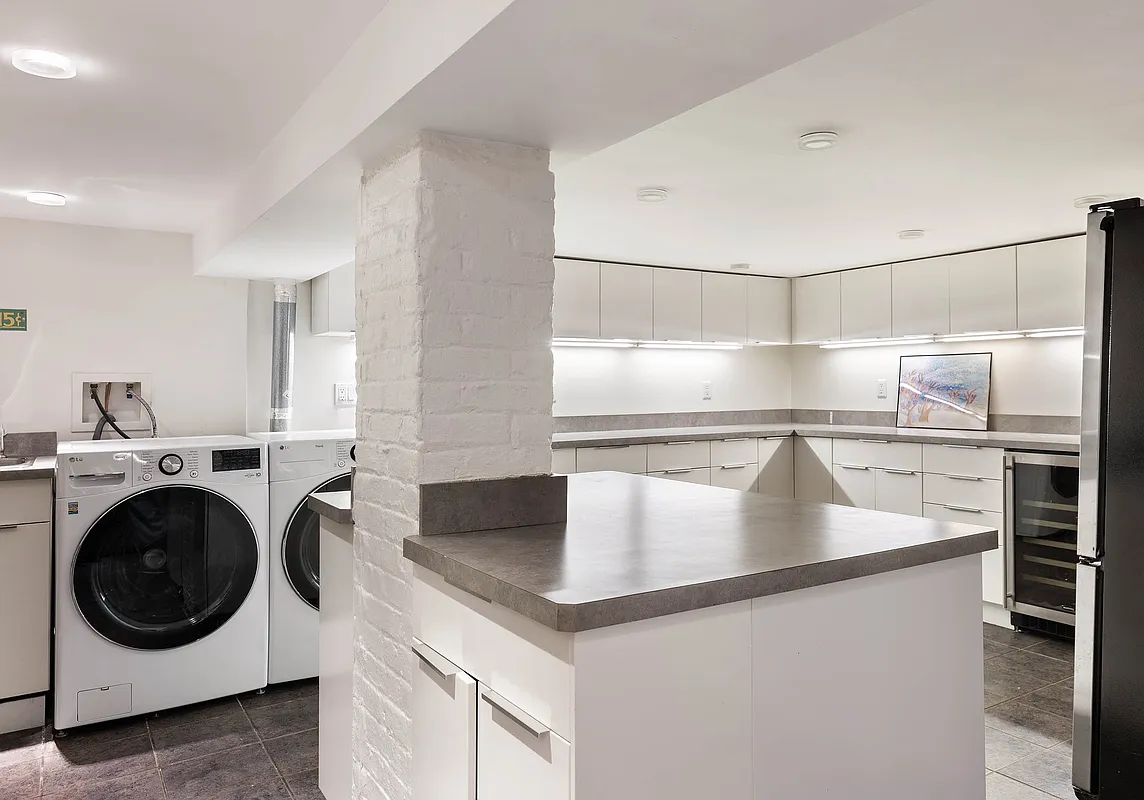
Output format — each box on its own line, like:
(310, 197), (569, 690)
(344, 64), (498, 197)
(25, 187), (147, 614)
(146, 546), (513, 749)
(729, 263), (751, 271)
(1074, 195), (1109, 209)
(898, 229), (925, 240)
(11, 49), (77, 80)
(797, 131), (839, 151)
(636, 187), (668, 203)
(26, 191), (66, 207)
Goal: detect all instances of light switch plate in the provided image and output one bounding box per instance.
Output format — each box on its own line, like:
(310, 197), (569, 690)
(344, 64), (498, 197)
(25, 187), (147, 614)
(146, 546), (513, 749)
(701, 381), (713, 401)
(876, 378), (888, 399)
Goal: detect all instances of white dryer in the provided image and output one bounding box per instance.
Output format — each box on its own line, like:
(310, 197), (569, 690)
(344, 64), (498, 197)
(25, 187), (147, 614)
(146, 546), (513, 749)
(248, 430), (354, 684)
(54, 436), (269, 730)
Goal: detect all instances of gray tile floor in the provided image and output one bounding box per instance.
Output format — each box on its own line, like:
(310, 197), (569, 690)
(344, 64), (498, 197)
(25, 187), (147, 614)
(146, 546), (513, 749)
(0, 679), (319, 799)
(0, 625), (1077, 799)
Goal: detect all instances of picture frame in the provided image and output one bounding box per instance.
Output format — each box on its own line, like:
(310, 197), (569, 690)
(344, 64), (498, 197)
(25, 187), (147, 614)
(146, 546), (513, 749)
(896, 352), (992, 431)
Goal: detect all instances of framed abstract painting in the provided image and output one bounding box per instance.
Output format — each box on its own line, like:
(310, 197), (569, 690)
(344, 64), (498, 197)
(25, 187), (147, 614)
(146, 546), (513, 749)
(896, 353), (992, 431)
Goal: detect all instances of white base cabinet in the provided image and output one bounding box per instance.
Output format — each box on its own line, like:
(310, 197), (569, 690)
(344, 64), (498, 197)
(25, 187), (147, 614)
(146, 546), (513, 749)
(0, 480), (51, 709)
(412, 640), (477, 800)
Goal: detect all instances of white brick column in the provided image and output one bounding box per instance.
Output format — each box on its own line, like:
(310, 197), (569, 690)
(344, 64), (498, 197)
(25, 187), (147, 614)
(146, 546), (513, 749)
(351, 132), (555, 799)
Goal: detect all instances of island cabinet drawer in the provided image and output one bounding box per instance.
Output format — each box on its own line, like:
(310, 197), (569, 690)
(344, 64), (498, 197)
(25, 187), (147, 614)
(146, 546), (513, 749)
(832, 438), (921, 472)
(922, 474), (1004, 513)
(922, 443), (1004, 479)
(477, 685), (571, 800)
(0, 480), (51, 526)
(710, 463), (760, 492)
(710, 437), (758, 466)
(648, 467), (711, 486)
(647, 441), (711, 472)
(575, 445), (647, 475)
(551, 449), (576, 476)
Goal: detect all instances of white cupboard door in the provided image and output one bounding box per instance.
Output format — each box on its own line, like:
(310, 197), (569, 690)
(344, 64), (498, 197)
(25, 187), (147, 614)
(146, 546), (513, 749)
(891, 259), (950, 337)
(948, 247), (1017, 334)
(552, 259), (600, 338)
(0, 522), (50, 696)
(1016, 236), (1086, 330)
(747, 276), (791, 344)
(648, 467), (712, 485)
(794, 437), (834, 503)
(711, 463), (761, 492)
(924, 504), (1005, 605)
(653, 269), (703, 341)
(702, 272), (748, 343)
(874, 469), (922, 517)
(792, 273), (841, 343)
(841, 265), (892, 340)
(311, 262), (356, 335)
(477, 686), (571, 800)
(832, 464), (876, 509)
(412, 640), (477, 800)
(757, 437), (795, 499)
(599, 263), (653, 340)
(551, 449), (576, 475)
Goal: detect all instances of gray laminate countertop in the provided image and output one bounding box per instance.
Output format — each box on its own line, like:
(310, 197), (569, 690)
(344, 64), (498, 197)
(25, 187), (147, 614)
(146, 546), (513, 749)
(552, 423), (1079, 453)
(0, 456), (57, 482)
(403, 471), (997, 633)
(308, 490), (353, 525)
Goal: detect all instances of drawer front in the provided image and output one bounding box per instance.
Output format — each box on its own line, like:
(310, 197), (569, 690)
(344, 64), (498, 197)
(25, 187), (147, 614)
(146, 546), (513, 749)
(832, 464), (876, 510)
(575, 445), (647, 475)
(0, 522), (51, 697)
(412, 641), (478, 800)
(477, 686), (571, 800)
(832, 438), (921, 472)
(550, 449), (576, 476)
(648, 467), (711, 486)
(923, 504), (1004, 604)
(874, 469), (922, 517)
(922, 444), (1004, 479)
(647, 441), (711, 472)
(922, 474), (1004, 513)
(0, 480), (51, 526)
(710, 438), (758, 467)
(710, 463), (760, 492)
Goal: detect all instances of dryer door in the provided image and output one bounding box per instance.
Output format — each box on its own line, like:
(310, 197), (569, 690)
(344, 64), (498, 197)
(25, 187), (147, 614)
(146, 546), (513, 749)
(73, 486), (259, 650)
(283, 473), (351, 610)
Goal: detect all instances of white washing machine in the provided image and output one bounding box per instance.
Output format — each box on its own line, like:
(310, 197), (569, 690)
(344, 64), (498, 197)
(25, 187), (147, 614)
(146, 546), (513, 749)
(54, 436), (269, 730)
(248, 430), (354, 684)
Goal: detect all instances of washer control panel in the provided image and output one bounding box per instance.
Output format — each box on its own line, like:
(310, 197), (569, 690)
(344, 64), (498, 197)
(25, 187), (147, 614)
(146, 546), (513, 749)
(134, 445), (265, 485)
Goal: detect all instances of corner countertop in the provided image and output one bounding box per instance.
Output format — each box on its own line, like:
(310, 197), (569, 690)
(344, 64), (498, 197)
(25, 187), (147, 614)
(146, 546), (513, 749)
(308, 490), (353, 525)
(552, 423), (1079, 453)
(403, 471), (997, 633)
(0, 455), (57, 482)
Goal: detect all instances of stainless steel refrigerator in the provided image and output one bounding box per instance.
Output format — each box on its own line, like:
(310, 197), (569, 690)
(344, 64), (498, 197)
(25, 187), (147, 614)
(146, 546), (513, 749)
(1074, 197), (1144, 799)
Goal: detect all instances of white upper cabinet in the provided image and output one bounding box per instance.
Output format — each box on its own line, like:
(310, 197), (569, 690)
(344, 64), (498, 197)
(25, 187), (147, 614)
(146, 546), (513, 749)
(891, 259), (949, 337)
(947, 247), (1017, 334)
(553, 259), (600, 338)
(599, 263), (653, 340)
(702, 272), (748, 343)
(653, 269), (703, 341)
(746, 276), (791, 344)
(841, 265), (892, 340)
(311, 263), (356, 336)
(792, 272), (841, 343)
(1017, 236), (1086, 330)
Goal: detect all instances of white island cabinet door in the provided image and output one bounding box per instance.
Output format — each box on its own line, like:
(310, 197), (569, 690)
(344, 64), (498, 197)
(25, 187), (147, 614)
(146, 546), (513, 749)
(477, 686), (570, 800)
(702, 272), (748, 343)
(412, 640), (477, 800)
(832, 464), (876, 510)
(600, 263), (653, 340)
(653, 269), (703, 341)
(948, 247), (1017, 334)
(1017, 236), (1086, 330)
(892, 258), (950, 337)
(841, 265), (892, 340)
(553, 259), (600, 338)
(746, 276), (791, 344)
(792, 273), (841, 343)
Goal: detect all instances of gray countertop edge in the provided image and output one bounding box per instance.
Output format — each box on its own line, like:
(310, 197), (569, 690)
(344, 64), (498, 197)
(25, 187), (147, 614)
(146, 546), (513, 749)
(403, 529), (997, 633)
(308, 491), (353, 525)
(0, 456), (57, 482)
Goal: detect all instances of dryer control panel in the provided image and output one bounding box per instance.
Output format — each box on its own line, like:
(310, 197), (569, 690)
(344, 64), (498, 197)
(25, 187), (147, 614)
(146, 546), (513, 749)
(266, 438), (355, 481)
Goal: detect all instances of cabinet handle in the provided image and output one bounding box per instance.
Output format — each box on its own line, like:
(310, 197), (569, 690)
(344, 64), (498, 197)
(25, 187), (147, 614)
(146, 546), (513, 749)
(411, 639), (457, 680)
(942, 444), (980, 450)
(763, 436), (789, 440)
(858, 439), (890, 444)
(664, 468), (693, 474)
(721, 437), (749, 443)
(593, 445), (631, 450)
(942, 504), (984, 513)
(720, 464), (748, 470)
(946, 475), (983, 482)
(665, 441), (694, 446)
(882, 469), (916, 475)
(838, 464), (870, 471)
(480, 687), (548, 739)
(0, 524), (18, 531)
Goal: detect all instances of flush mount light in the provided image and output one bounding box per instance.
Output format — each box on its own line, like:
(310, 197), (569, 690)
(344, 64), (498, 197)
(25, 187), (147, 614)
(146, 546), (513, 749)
(797, 131), (839, 151)
(26, 191), (66, 207)
(898, 229), (926, 240)
(11, 49), (77, 80)
(1074, 195), (1110, 209)
(636, 187), (668, 203)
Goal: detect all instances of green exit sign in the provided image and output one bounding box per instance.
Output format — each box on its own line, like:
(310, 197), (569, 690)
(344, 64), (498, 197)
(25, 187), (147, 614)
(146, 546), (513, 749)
(0, 309), (27, 331)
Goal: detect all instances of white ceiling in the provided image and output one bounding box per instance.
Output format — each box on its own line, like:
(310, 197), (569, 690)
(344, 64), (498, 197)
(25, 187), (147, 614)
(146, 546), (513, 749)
(554, 0), (1144, 276)
(0, 0), (389, 231)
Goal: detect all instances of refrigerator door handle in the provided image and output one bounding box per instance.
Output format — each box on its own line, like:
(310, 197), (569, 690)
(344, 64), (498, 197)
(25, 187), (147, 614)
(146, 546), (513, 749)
(1073, 561), (1100, 796)
(1078, 208), (1110, 561)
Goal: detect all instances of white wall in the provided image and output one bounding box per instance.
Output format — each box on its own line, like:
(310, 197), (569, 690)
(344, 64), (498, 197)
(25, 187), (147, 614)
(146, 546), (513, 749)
(246, 279), (357, 432)
(553, 345), (791, 416)
(0, 218), (249, 440)
(791, 336), (1083, 416)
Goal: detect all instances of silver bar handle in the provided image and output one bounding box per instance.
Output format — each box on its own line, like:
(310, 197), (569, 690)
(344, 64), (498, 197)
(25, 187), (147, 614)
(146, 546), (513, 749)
(593, 445), (631, 450)
(721, 437), (749, 443)
(720, 464), (748, 470)
(858, 439), (890, 444)
(763, 436), (789, 440)
(70, 472), (126, 482)
(941, 504), (983, 514)
(882, 469), (916, 475)
(839, 464), (869, 471)
(480, 687), (548, 739)
(946, 475), (983, 482)
(411, 639), (457, 680)
(665, 441), (694, 446)
(0, 524), (18, 531)
(664, 468), (693, 474)
(942, 444), (980, 450)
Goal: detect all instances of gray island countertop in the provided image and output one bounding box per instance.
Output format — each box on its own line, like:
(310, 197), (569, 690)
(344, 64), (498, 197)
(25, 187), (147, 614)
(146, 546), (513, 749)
(403, 471), (997, 633)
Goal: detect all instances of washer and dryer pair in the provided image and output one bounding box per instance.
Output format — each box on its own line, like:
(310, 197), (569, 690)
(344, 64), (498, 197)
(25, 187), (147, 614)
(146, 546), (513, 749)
(54, 431), (353, 731)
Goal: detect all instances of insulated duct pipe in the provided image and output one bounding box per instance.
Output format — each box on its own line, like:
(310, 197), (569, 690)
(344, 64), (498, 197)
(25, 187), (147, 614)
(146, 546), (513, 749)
(270, 282), (298, 432)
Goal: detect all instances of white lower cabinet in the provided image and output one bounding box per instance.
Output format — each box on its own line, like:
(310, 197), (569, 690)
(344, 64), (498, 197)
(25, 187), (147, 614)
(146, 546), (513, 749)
(551, 449), (576, 476)
(477, 686), (571, 800)
(924, 503), (1005, 605)
(412, 640), (477, 800)
(756, 437), (794, 499)
(832, 464), (876, 509)
(794, 437), (834, 503)
(874, 469), (923, 517)
(575, 445), (647, 474)
(711, 463), (761, 492)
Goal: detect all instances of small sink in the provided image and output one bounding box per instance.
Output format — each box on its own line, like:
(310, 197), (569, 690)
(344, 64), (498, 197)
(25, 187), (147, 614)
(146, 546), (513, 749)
(0, 457), (30, 468)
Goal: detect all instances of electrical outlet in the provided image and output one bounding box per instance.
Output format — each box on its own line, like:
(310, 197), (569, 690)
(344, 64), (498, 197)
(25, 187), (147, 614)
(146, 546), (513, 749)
(701, 381), (713, 401)
(877, 378), (888, 399)
(334, 383), (357, 407)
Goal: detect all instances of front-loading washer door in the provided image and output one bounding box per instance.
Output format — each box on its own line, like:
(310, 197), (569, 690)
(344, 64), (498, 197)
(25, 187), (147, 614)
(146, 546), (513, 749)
(283, 473), (351, 610)
(72, 485), (259, 650)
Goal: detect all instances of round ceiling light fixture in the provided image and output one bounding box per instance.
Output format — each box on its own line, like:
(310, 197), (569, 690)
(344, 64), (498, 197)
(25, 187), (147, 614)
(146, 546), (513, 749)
(26, 191), (66, 207)
(11, 49), (77, 80)
(636, 187), (668, 203)
(797, 131), (839, 151)
(1074, 195), (1110, 209)
(897, 229), (926, 240)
